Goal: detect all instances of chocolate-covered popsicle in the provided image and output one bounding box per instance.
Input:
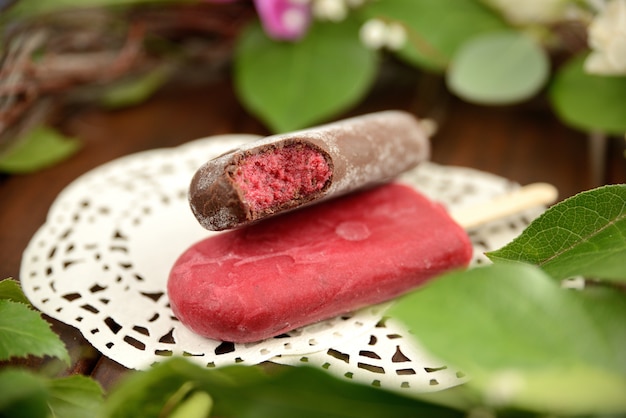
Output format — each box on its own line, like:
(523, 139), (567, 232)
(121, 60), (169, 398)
(189, 110), (430, 231)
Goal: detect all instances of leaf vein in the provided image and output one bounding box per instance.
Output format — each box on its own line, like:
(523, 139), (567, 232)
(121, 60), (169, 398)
(538, 211), (626, 267)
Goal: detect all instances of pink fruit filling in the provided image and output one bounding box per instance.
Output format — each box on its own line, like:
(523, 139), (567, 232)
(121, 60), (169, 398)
(233, 144), (331, 213)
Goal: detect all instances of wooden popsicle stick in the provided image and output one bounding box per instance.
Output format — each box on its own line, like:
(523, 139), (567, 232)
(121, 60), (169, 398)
(450, 182), (559, 230)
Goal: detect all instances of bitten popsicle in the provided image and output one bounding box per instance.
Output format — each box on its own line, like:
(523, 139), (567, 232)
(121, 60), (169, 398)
(168, 182), (473, 343)
(189, 110), (430, 231)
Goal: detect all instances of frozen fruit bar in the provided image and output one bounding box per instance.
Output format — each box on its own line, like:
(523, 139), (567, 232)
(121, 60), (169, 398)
(168, 183), (472, 343)
(189, 110), (430, 231)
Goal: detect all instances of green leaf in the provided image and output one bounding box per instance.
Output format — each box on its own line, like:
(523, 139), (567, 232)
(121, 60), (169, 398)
(100, 359), (238, 418)
(388, 263), (626, 415)
(362, 0), (507, 71)
(0, 278), (30, 305)
(0, 369), (49, 418)
(0, 299), (70, 364)
(100, 65), (171, 109)
(101, 358), (463, 418)
(0, 370), (103, 418)
(446, 31), (549, 104)
(578, 286), (626, 374)
(48, 375), (104, 418)
(487, 184), (626, 282)
(0, 126), (81, 174)
(2, 0), (171, 20)
(550, 54), (626, 135)
(234, 19), (377, 133)
(168, 391), (213, 418)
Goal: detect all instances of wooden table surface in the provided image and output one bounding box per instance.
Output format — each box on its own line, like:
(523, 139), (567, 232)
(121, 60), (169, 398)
(2, 66), (625, 391)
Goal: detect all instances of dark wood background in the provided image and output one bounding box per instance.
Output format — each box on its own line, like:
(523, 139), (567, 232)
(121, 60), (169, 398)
(1, 62), (625, 390)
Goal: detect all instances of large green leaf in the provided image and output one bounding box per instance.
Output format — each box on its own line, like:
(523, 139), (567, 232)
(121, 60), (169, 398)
(361, 0), (507, 71)
(388, 263), (626, 415)
(550, 54), (626, 135)
(101, 358), (463, 418)
(0, 370), (103, 418)
(0, 126), (81, 174)
(0, 369), (49, 418)
(0, 299), (70, 364)
(488, 184), (626, 282)
(234, 19), (377, 133)
(47, 375), (104, 418)
(446, 31), (549, 104)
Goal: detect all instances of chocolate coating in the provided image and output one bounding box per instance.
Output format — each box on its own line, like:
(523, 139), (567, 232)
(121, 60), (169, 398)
(189, 110), (430, 231)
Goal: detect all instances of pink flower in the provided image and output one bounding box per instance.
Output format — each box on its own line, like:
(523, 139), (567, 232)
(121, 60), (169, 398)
(252, 0), (312, 41)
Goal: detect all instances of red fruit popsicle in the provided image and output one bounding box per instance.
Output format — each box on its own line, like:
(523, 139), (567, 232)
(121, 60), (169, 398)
(168, 182), (473, 343)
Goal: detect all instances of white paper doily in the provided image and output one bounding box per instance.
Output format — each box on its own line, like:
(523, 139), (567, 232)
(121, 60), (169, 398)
(20, 134), (545, 394)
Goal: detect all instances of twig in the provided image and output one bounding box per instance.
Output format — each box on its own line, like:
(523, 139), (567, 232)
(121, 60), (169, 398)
(0, 3), (255, 151)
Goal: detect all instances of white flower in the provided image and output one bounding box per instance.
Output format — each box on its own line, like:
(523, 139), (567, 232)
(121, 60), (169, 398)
(359, 19), (407, 50)
(584, 0), (626, 75)
(360, 19), (387, 49)
(312, 0), (349, 21)
(482, 0), (570, 24)
(385, 22), (407, 50)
